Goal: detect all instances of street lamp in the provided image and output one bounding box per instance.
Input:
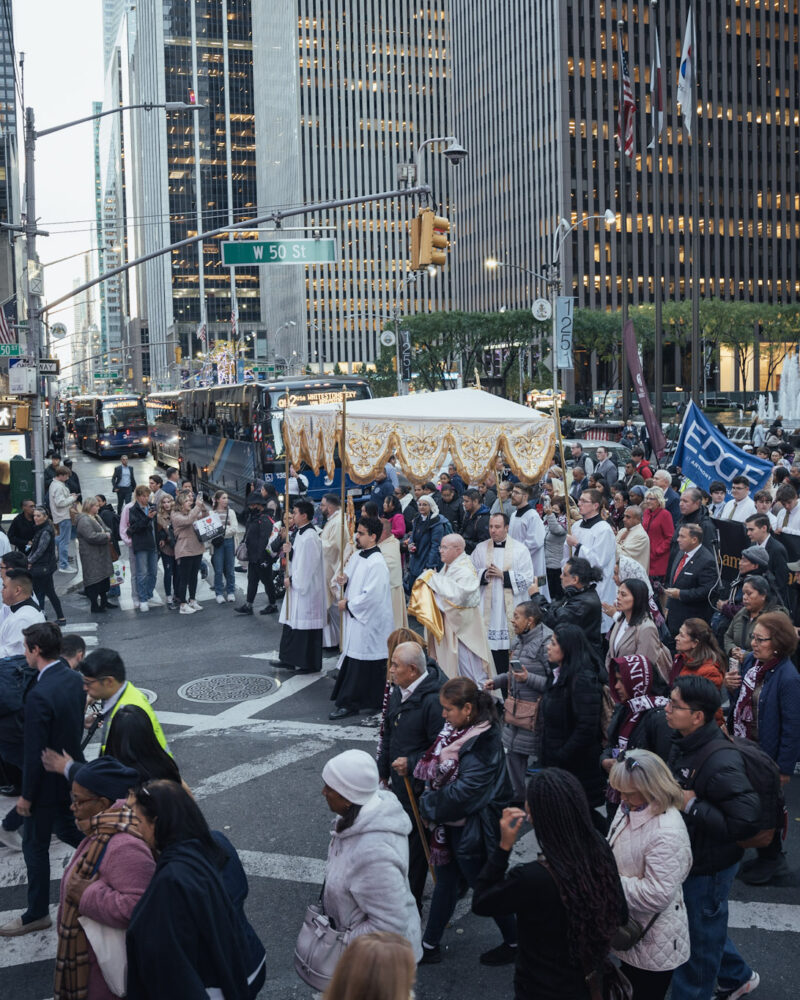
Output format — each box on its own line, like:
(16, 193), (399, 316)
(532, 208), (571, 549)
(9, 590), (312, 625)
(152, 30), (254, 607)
(24, 99), (203, 502)
(485, 210), (616, 399)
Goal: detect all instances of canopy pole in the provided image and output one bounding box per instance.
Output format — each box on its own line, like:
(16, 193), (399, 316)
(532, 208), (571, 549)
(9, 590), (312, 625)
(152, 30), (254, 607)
(553, 400), (573, 537)
(284, 388), (291, 617)
(339, 394), (347, 653)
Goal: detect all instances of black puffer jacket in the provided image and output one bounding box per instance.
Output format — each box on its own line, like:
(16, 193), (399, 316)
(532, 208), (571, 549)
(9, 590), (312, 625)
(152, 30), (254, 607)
(533, 584), (602, 645)
(377, 660), (446, 812)
(419, 723), (512, 862)
(668, 720), (761, 875)
(461, 505), (490, 554)
(437, 494), (464, 533)
(539, 666), (604, 806)
(242, 509), (274, 564)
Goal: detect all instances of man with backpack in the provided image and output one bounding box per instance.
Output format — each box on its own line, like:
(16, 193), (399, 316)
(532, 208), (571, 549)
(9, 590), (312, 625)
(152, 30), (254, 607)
(666, 675), (762, 1000)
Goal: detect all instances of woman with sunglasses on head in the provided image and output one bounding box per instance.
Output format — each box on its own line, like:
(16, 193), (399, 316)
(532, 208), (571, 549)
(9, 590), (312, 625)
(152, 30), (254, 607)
(606, 750), (692, 999)
(724, 610), (800, 887)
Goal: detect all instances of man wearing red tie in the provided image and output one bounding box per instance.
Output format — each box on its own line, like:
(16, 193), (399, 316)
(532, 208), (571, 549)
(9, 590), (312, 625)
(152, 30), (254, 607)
(664, 523), (718, 637)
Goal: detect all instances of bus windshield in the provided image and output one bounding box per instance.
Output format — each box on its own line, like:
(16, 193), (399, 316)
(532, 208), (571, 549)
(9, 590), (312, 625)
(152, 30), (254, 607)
(102, 399), (147, 430)
(266, 383), (372, 459)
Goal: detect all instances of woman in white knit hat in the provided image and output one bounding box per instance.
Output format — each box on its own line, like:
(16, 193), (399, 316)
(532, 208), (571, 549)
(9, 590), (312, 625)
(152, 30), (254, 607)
(319, 749), (422, 960)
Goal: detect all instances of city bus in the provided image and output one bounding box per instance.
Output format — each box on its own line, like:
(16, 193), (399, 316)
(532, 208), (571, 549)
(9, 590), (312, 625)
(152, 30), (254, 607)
(145, 390), (181, 469)
(71, 394), (150, 458)
(147, 376), (372, 507)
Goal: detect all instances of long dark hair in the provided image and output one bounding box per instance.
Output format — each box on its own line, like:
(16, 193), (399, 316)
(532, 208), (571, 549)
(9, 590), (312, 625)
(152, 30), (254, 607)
(527, 769), (626, 972)
(440, 677), (498, 726)
(133, 779), (225, 864)
(551, 624), (597, 683)
(620, 578), (651, 627)
(104, 705), (182, 785)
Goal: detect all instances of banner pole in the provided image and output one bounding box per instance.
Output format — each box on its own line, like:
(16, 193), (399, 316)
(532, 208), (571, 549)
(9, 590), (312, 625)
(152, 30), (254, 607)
(284, 388), (291, 617)
(553, 399), (573, 537)
(339, 394), (347, 653)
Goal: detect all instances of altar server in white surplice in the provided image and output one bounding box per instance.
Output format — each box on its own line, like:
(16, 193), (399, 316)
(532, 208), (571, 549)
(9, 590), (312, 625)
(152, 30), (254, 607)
(329, 515), (395, 720)
(421, 533), (493, 685)
(273, 499), (326, 673)
(565, 487), (617, 633)
(472, 513), (534, 673)
(508, 482), (549, 600)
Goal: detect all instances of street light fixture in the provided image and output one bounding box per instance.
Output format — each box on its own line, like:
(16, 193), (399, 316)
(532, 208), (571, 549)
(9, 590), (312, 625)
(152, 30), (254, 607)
(485, 210), (616, 399)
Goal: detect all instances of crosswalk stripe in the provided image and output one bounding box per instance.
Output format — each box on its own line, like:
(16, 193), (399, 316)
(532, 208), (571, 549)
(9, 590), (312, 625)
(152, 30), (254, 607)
(192, 739), (333, 800)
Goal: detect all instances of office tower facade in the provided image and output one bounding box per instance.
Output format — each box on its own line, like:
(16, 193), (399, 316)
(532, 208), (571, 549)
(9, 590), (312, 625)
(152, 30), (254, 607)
(450, 0), (800, 396)
(0, 0), (21, 358)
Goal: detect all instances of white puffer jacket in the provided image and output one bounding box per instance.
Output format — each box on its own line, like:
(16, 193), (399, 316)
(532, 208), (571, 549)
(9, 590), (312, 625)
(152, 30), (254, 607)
(323, 790), (422, 960)
(607, 803), (692, 971)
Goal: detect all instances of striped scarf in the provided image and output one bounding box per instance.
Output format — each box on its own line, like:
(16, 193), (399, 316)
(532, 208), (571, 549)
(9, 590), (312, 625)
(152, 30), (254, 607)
(54, 804), (140, 1000)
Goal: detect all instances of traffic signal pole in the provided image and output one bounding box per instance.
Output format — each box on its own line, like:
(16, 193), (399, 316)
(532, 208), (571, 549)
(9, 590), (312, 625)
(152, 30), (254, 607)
(24, 108), (46, 503)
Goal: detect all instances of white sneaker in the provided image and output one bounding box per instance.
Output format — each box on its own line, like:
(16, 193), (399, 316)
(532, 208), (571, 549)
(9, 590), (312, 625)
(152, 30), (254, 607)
(179, 604), (196, 615)
(226, 594), (236, 603)
(216, 595), (225, 604)
(717, 972), (760, 1000)
(0, 827), (23, 851)
(133, 600), (140, 610)
(189, 599), (203, 611)
(139, 602), (149, 613)
(148, 592), (163, 606)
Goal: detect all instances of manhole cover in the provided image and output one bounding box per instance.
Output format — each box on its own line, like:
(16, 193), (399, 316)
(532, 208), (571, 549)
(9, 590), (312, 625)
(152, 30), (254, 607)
(138, 688), (158, 705)
(177, 674), (277, 704)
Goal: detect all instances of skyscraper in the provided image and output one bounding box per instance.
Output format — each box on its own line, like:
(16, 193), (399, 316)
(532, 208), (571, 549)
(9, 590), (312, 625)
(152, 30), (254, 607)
(0, 0), (21, 371)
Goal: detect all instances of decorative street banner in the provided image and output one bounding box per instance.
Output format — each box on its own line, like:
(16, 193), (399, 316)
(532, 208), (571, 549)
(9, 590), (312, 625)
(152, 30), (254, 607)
(673, 401), (772, 494)
(555, 296), (574, 370)
(622, 319), (667, 459)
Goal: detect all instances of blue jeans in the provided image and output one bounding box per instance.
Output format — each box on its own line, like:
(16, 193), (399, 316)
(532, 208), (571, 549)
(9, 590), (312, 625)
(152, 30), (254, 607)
(55, 520), (71, 569)
(22, 802), (83, 921)
(422, 825), (517, 948)
(211, 537), (236, 596)
(671, 863), (753, 1000)
(133, 548), (158, 603)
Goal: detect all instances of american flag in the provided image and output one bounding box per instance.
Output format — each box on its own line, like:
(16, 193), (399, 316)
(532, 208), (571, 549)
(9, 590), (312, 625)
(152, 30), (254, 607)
(0, 301), (15, 346)
(616, 32), (636, 159)
(196, 322), (207, 344)
(230, 307), (238, 340)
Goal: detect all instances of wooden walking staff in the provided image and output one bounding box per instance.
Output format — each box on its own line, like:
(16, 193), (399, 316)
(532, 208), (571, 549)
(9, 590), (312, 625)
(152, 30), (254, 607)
(338, 393), (347, 653)
(284, 388), (291, 615)
(553, 398), (573, 538)
(403, 776), (436, 884)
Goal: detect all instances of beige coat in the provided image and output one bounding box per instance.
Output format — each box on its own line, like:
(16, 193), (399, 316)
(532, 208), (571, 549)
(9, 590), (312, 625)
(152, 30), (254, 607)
(605, 616), (664, 673)
(171, 501), (208, 559)
(378, 534), (408, 630)
(615, 522), (651, 573)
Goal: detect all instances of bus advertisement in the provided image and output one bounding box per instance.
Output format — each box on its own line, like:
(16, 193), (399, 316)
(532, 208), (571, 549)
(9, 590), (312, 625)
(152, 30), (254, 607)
(71, 395), (150, 458)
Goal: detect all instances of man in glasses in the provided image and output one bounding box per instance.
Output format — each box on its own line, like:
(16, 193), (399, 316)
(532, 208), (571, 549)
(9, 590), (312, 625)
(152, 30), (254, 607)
(665, 675), (761, 1000)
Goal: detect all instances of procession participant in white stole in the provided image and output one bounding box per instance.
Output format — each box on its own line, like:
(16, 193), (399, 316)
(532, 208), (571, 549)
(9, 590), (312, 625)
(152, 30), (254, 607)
(565, 487), (617, 634)
(378, 516), (408, 630)
(508, 482), (549, 600)
(472, 513), (534, 673)
(319, 492), (346, 648)
(270, 499), (327, 673)
(419, 533), (494, 684)
(329, 515), (395, 720)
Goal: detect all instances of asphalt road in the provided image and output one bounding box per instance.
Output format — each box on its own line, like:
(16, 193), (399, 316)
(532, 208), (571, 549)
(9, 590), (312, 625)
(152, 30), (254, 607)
(1, 445), (799, 999)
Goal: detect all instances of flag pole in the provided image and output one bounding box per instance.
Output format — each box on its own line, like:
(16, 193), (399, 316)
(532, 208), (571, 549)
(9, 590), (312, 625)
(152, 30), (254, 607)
(650, 1), (664, 438)
(689, 6), (701, 406)
(617, 19), (631, 422)
(284, 388), (291, 617)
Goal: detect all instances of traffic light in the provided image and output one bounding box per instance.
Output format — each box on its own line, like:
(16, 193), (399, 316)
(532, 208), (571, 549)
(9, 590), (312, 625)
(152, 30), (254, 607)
(175, 346), (182, 364)
(409, 208), (450, 270)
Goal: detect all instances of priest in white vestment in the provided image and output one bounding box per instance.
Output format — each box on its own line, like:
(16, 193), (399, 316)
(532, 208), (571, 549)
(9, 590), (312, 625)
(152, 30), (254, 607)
(272, 499), (327, 672)
(472, 514), (534, 673)
(418, 533), (493, 684)
(566, 487), (617, 633)
(329, 515), (395, 720)
(508, 483), (549, 600)
(379, 517), (408, 629)
(320, 493), (346, 648)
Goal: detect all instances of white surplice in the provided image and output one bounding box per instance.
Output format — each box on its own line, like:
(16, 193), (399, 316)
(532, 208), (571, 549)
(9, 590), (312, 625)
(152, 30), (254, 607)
(508, 504), (549, 600)
(471, 537), (533, 650)
(338, 548), (395, 665)
(279, 524), (327, 630)
(320, 509), (345, 646)
(568, 516), (617, 632)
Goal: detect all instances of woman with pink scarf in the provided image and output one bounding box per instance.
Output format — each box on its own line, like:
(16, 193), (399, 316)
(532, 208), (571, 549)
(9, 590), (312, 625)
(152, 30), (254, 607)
(415, 678), (517, 967)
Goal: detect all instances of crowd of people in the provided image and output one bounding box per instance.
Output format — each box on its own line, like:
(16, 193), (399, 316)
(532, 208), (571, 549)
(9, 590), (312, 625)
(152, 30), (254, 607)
(0, 435), (799, 999)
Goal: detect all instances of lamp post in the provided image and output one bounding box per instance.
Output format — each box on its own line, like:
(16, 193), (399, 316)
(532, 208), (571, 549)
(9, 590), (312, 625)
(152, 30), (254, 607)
(24, 100), (202, 502)
(485, 210), (616, 401)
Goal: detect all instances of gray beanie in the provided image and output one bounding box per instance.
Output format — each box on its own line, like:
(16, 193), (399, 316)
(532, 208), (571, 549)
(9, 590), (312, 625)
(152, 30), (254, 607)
(322, 750), (379, 805)
(741, 545), (770, 568)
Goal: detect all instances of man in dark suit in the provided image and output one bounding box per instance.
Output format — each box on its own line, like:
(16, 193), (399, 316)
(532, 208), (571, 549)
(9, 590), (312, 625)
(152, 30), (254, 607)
(0, 623), (85, 937)
(745, 513), (791, 611)
(665, 523), (718, 636)
(669, 487), (717, 565)
(653, 469), (681, 528)
(111, 454), (136, 514)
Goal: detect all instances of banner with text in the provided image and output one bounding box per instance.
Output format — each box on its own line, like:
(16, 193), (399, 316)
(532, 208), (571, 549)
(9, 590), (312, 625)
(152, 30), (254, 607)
(673, 401), (772, 494)
(555, 296), (574, 370)
(622, 319), (667, 459)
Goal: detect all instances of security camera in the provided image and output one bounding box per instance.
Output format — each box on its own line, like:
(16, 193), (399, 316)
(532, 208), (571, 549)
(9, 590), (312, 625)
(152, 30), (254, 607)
(443, 140), (468, 166)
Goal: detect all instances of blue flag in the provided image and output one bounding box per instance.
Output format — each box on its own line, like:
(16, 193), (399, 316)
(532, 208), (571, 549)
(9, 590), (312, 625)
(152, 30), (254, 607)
(673, 402), (772, 496)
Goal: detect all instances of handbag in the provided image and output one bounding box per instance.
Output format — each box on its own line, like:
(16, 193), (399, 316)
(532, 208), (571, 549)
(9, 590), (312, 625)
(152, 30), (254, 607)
(610, 911), (659, 950)
(585, 961), (633, 1000)
(502, 674), (539, 732)
(110, 560), (126, 588)
(211, 510), (229, 549)
(236, 540), (249, 562)
(293, 902), (347, 990)
(78, 914), (127, 996)
(193, 511), (225, 544)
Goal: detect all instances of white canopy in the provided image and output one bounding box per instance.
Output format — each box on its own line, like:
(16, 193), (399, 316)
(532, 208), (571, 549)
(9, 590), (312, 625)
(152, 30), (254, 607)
(283, 388), (556, 485)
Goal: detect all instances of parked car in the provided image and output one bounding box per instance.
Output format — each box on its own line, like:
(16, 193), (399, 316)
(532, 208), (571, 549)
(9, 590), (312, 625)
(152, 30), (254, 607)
(558, 439), (633, 483)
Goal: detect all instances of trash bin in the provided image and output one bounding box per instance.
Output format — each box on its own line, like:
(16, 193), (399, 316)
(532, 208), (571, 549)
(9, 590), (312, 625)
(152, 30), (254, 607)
(9, 454), (34, 510)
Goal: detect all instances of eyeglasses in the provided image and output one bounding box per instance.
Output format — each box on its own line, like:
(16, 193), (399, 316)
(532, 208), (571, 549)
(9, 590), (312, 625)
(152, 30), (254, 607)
(751, 634), (771, 644)
(70, 794), (99, 808)
(666, 697), (692, 712)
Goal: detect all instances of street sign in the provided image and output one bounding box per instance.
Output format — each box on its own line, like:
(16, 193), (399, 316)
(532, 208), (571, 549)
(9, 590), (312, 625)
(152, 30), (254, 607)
(0, 343), (21, 357)
(221, 239), (337, 266)
(93, 370), (120, 379)
(50, 322), (68, 340)
(555, 296), (575, 371)
(9, 356), (37, 395)
(251, 365), (275, 374)
(38, 358), (60, 376)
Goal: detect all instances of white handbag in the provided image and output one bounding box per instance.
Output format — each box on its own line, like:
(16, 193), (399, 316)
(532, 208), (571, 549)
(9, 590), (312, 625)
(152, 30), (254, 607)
(78, 914), (127, 996)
